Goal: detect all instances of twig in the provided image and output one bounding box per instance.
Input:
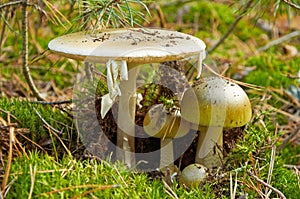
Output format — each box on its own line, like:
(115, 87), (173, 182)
(0, 168), (73, 178)
(266, 139), (277, 197)
(70, 186), (119, 199)
(46, 126), (71, 157)
(162, 179), (179, 199)
(33, 106), (71, 155)
(283, 164), (300, 169)
(153, 3), (166, 28)
(0, 0), (23, 9)
(230, 172), (238, 199)
(28, 164), (37, 199)
(277, 124), (300, 151)
(21, 0), (45, 101)
(208, 0), (254, 53)
(258, 30), (300, 52)
(29, 99), (73, 105)
(282, 0), (300, 10)
(264, 104), (300, 122)
(204, 63), (263, 90)
(0, 114), (14, 197)
(249, 152), (262, 192)
(0, 108), (21, 124)
(247, 170), (286, 199)
(0, 6), (9, 55)
(40, 184), (119, 196)
(32, 107), (62, 135)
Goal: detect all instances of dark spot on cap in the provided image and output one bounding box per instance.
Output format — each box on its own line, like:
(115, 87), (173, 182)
(196, 164), (202, 169)
(231, 84), (235, 86)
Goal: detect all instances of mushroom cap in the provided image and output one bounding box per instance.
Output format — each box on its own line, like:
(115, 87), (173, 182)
(181, 76), (252, 128)
(48, 28), (206, 64)
(143, 104), (190, 139)
(179, 163), (207, 188)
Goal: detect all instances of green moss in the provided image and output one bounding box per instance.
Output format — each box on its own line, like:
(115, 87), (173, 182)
(6, 152), (215, 199)
(245, 55), (300, 88)
(0, 98), (73, 146)
(183, 2), (234, 33)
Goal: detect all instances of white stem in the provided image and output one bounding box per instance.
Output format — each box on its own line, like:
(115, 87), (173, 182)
(196, 50), (206, 78)
(160, 138), (174, 171)
(116, 65), (138, 168)
(195, 126), (223, 169)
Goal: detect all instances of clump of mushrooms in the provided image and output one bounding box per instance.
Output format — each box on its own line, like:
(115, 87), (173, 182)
(48, 28), (206, 169)
(143, 104), (190, 170)
(181, 76), (252, 169)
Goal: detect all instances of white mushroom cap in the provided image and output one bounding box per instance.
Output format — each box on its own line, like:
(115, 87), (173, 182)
(48, 28), (206, 65)
(181, 76), (252, 128)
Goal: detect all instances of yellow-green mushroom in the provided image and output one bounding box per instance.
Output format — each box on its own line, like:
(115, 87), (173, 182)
(143, 104), (190, 170)
(181, 76), (252, 169)
(179, 163), (207, 188)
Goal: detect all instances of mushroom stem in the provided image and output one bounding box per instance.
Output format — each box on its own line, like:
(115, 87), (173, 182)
(195, 126), (223, 169)
(160, 138), (174, 171)
(116, 65), (138, 168)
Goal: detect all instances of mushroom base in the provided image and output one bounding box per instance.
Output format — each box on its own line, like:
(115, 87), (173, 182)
(195, 126), (223, 169)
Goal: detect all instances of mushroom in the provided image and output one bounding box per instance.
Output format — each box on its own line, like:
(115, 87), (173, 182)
(181, 76), (252, 169)
(48, 28), (206, 168)
(143, 104), (190, 170)
(179, 163), (207, 188)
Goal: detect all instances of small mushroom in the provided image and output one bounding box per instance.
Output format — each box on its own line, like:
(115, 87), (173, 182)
(48, 28), (206, 168)
(143, 104), (190, 170)
(181, 76), (252, 169)
(179, 163), (207, 188)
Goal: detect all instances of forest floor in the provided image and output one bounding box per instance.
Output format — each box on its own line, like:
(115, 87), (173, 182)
(0, 1), (300, 198)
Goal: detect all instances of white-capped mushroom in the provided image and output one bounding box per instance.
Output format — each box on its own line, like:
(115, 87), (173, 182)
(181, 76), (252, 169)
(48, 28), (206, 168)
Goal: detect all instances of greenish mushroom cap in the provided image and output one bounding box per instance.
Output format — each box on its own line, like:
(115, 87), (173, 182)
(179, 163), (207, 188)
(181, 76), (252, 128)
